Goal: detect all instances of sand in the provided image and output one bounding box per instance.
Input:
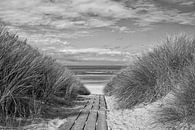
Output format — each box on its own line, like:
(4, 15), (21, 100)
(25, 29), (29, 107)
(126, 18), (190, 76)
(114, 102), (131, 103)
(23, 118), (67, 130)
(105, 96), (166, 130)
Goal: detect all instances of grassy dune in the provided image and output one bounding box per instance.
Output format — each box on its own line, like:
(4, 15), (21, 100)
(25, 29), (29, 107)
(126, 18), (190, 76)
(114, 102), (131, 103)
(155, 65), (195, 129)
(104, 34), (195, 128)
(0, 25), (90, 127)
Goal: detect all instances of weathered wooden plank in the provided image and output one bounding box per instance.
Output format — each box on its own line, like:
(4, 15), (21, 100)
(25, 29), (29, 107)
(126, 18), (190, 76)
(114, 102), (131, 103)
(59, 114), (79, 130)
(59, 103), (90, 130)
(84, 111), (98, 130)
(92, 95), (100, 110)
(96, 110), (107, 130)
(71, 97), (95, 130)
(99, 95), (106, 110)
(59, 95), (108, 130)
(59, 96), (94, 130)
(96, 95), (108, 130)
(84, 95), (100, 130)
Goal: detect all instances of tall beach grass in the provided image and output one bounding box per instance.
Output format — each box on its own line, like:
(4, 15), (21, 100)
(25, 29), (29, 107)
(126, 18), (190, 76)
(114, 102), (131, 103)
(104, 34), (195, 127)
(154, 64), (195, 129)
(0, 25), (90, 126)
(104, 34), (195, 108)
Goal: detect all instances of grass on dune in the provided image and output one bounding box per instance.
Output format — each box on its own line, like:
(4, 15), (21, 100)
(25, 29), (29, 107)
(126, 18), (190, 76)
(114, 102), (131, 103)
(154, 64), (195, 128)
(0, 25), (90, 127)
(104, 34), (195, 109)
(104, 34), (195, 127)
(103, 75), (119, 96)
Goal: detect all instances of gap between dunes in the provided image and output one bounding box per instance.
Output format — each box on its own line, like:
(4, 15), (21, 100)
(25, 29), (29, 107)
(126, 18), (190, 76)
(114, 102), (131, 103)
(84, 84), (105, 94)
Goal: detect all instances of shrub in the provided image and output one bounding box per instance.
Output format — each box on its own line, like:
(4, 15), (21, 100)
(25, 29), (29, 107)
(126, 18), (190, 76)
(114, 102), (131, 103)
(104, 34), (195, 108)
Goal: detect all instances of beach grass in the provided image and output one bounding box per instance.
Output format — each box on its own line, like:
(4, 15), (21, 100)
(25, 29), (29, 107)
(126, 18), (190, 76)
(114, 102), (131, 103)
(0, 25), (90, 127)
(104, 34), (195, 108)
(104, 34), (195, 128)
(104, 34), (195, 127)
(154, 64), (195, 128)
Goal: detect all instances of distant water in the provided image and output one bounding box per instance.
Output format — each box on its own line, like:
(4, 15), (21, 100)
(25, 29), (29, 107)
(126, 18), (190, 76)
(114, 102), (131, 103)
(67, 65), (125, 94)
(85, 83), (106, 94)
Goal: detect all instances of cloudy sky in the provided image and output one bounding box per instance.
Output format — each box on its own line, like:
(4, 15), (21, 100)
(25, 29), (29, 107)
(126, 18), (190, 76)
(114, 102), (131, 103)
(0, 0), (195, 65)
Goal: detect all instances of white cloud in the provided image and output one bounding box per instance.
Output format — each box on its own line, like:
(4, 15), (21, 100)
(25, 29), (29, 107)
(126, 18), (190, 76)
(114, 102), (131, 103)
(72, 0), (133, 19)
(111, 26), (136, 33)
(0, 0), (195, 32)
(131, 1), (195, 27)
(166, 0), (195, 5)
(43, 46), (133, 64)
(2, 0), (195, 64)
(0, 0), (131, 29)
(80, 57), (127, 61)
(88, 19), (115, 27)
(49, 20), (75, 29)
(179, 1), (195, 6)
(59, 48), (130, 55)
(1, 0), (195, 58)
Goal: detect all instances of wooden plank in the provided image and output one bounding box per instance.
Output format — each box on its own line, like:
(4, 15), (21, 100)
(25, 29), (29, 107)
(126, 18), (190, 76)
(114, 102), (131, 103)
(84, 95), (100, 130)
(99, 95), (106, 110)
(96, 110), (107, 130)
(96, 95), (108, 130)
(84, 111), (98, 130)
(94, 95), (100, 110)
(59, 114), (79, 130)
(59, 95), (108, 130)
(59, 103), (89, 130)
(59, 96), (94, 130)
(71, 96), (95, 130)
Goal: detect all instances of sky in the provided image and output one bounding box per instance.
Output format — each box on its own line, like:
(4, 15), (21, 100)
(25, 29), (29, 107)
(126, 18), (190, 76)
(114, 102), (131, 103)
(0, 0), (195, 65)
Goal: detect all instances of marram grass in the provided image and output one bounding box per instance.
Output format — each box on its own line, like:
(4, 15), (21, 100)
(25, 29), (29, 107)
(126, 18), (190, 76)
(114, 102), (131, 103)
(104, 34), (195, 127)
(0, 25), (90, 127)
(104, 34), (195, 108)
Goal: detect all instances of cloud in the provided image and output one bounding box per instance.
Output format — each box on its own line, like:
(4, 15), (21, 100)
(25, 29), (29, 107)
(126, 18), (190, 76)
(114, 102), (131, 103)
(179, 1), (195, 6)
(0, 0), (130, 29)
(1, 0), (195, 63)
(130, 1), (195, 27)
(164, 0), (195, 5)
(72, 0), (132, 19)
(43, 46), (132, 65)
(59, 48), (130, 55)
(111, 26), (136, 33)
(1, 0), (195, 33)
(138, 10), (195, 26)
(6, 25), (92, 49)
(88, 19), (115, 28)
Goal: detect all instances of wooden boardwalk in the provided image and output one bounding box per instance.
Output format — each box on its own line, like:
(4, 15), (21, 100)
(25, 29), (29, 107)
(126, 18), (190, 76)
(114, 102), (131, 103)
(59, 95), (108, 130)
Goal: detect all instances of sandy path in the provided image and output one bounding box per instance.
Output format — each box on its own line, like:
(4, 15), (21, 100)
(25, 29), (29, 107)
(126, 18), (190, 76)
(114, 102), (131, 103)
(105, 96), (166, 130)
(84, 84), (165, 129)
(76, 83), (170, 130)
